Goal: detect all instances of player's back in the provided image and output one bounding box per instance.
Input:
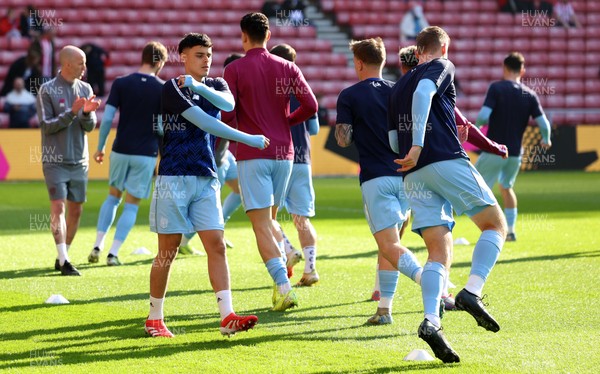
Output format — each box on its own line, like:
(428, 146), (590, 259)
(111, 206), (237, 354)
(485, 80), (543, 154)
(337, 79), (398, 184)
(110, 72), (164, 157)
(290, 94), (314, 164)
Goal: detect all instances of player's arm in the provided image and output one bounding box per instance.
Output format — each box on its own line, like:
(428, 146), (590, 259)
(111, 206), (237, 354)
(78, 88), (100, 132)
(535, 114), (552, 148)
(394, 78), (436, 172)
(335, 89), (353, 147)
(475, 106), (492, 127)
(181, 106), (268, 149)
(288, 67), (318, 126)
(94, 104), (117, 164)
(221, 65), (238, 127)
(37, 86), (77, 135)
(456, 106), (508, 158)
(307, 114), (319, 136)
(178, 75), (235, 112)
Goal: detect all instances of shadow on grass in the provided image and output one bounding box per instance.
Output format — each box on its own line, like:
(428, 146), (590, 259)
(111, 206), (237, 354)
(451, 250), (600, 269)
(319, 246), (427, 261)
(314, 362), (455, 373)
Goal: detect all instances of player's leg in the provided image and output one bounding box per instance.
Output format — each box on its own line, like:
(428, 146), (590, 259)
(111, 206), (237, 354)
(146, 232), (180, 338)
(64, 164), (88, 274)
(198, 229), (258, 336)
(498, 156), (521, 241)
(178, 232), (204, 255)
(238, 159), (296, 311)
(222, 179), (241, 248)
(474, 151), (502, 190)
(292, 214), (318, 286)
(105, 192), (141, 265)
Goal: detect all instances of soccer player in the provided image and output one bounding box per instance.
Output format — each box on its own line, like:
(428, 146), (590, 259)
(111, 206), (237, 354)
(222, 13), (318, 311)
(37, 45), (101, 276)
(145, 33), (268, 337)
(336, 37), (424, 325)
(474, 52), (552, 242)
(269, 43), (319, 286)
(178, 53), (245, 255)
(88, 41), (167, 266)
(388, 26), (507, 362)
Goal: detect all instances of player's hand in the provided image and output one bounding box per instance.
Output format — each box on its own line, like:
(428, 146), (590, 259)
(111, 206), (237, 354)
(394, 145), (422, 172)
(71, 96), (86, 114)
(248, 135), (270, 150)
(457, 124), (469, 144)
(93, 150), (105, 164)
(540, 139), (552, 150)
(83, 95), (101, 114)
(499, 144), (509, 159)
(177, 75), (197, 89)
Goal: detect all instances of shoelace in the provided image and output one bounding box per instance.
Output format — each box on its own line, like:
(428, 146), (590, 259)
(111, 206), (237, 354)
(480, 294), (490, 307)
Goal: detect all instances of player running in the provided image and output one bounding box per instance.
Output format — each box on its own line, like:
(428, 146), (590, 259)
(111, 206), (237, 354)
(336, 37), (424, 325)
(145, 33), (268, 338)
(388, 26), (506, 362)
(474, 52), (552, 242)
(89, 41), (167, 266)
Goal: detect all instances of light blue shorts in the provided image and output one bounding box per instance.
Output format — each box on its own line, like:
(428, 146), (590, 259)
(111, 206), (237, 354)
(217, 150), (238, 186)
(149, 175), (224, 234)
(237, 159), (293, 211)
(284, 163), (315, 217)
(475, 152), (522, 189)
(361, 176), (410, 234)
(109, 151), (157, 199)
(405, 158), (498, 235)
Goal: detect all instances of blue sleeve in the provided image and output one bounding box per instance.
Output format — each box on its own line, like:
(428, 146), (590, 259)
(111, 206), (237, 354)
(97, 104), (117, 151)
(388, 130), (399, 153)
(186, 76), (235, 112)
(307, 114), (319, 135)
(476, 106), (493, 127)
(534, 114), (551, 143)
(411, 79), (437, 147)
(336, 89), (353, 125)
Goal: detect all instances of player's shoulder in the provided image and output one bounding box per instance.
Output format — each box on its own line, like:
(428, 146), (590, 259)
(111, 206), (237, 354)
(338, 81), (362, 99)
(204, 76), (227, 87)
(162, 78), (180, 95)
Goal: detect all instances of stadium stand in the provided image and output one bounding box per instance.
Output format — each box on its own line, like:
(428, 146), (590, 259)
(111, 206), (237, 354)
(1, 0), (598, 127)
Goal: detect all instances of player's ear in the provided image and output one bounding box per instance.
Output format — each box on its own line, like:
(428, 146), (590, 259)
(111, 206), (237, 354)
(180, 52), (186, 63)
(265, 30), (271, 42)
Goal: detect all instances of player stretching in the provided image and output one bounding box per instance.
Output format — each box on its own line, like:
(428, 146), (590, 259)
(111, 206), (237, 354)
(388, 26), (506, 362)
(89, 41), (167, 266)
(145, 33), (268, 337)
(222, 13), (317, 311)
(270, 43), (320, 286)
(336, 37), (424, 325)
(474, 52), (552, 242)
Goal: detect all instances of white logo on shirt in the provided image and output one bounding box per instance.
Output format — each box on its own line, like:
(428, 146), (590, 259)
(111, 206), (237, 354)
(192, 94), (200, 100)
(371, 81), (381, 88)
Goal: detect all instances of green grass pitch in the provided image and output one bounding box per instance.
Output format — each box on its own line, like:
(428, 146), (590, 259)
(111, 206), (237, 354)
(0, 171), (599, 373)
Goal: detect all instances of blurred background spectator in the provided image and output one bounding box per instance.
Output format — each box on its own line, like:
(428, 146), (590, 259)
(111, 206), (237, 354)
(554, 0), (581, 28)
(19, 4), (43, 38)
(81, 42), (110, 96)
(261, 0), (281, 19)
(1, 46), (43, 96)
(400, 1), (429, 42)
(2, 77), (36, 128)
(30, 27), (56, 80)
(0, 7), (22, 39)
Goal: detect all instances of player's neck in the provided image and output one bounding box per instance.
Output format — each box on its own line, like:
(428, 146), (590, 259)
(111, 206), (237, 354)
(359, 67), (382, 81)
(138, 64), (157, 76)
(503, 73), (521, 83)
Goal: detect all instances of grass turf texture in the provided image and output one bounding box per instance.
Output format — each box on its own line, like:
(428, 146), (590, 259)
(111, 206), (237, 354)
(0, 171), (599, 373)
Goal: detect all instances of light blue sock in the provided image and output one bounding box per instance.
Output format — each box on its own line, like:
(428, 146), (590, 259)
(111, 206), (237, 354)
(421, 262), (446, 318)
(470, 230), (503, 281)
(222, 192), (242, 223)
(397, 252), (423, 282)
(379, 270), (399, 299)
(97, 194), (120, 232)
(114, 203), (139, 242)
(266, 257), (288, 286)
(184, 232), (196, 240)
(504, 208), (517, 233)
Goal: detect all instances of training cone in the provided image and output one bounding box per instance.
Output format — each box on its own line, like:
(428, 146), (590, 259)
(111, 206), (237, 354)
(131, 247), (152, 255)
(45, 294), (69, 304)
(403, 349), (435, 361)
(454, 237), (470, 245)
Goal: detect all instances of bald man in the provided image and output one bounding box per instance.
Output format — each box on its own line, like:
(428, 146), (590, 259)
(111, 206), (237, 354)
(37, 45), (101, 276)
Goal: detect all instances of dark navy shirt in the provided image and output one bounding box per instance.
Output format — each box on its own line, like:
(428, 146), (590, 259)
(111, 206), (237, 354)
(337, 78), (399, 184)
(388, 58), (467, 175)
(483, 80), (544, 156)
(107, 73), (163, 157)
(159, 77), (229, 177)
(290, 94), (316, 164)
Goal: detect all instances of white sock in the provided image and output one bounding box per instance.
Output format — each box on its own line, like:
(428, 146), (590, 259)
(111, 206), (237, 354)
(66, 244), (70, 252)
(94, 231), (106, 250)
(282, 231), (294, 255)
(414, 268), (422, 286)
(425, 314), (441, 328)
(109, 240), (123, 257)
(442, 271), (450, 297)
(56, 243), (68, 266)
(148, 296), (164, 320)
(180, 235), (191, 246)
(465, 274), (485, 297)
(216, 290), (234, 320)
(278, 241), (287, 263)
(303, 245), (316, 273)
(278, 282), (291, 295)
(373, 263), (380, 292)
(379, 297), (393, 310)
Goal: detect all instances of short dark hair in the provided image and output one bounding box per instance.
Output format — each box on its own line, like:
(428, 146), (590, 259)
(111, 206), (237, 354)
(142, 41), (167, 67)
(399, 45), (418, 69)
(504, 52), (525, 73)
(178, 33), (213, 54)
(269, 43), (296, 63)
(240, 13), (269, 44)
(349, 37), (386, 66)
(416, 26), (450, 55)
(224, 53), (244, 68)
